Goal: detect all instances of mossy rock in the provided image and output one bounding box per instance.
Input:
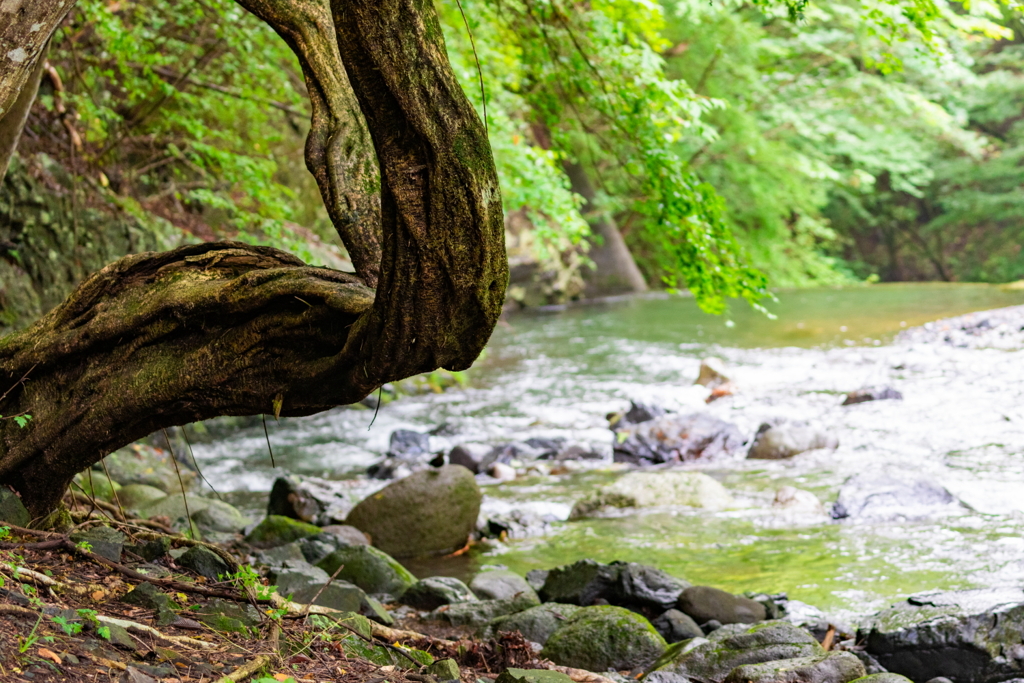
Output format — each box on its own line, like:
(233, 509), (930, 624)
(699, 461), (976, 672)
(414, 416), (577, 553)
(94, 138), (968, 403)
(316, 545), (416, 598)
(96, 445), (195, 493)
(0, 488), (31, 527)
(486, 603), (582, 645)
(850, 676), (914, 683)
(117, 484), (168, 512)
(650, 620), (824, 680)
(433, 594), (539, 628)
(72, 471), (122, 503)
(346, 465), (482, 558)
(340, 635), (433, 669)
(244, 515), (322, 549)
(723, 652), (866, 683)
(541, 605), (667, 672)
(496, 669), (574, 683)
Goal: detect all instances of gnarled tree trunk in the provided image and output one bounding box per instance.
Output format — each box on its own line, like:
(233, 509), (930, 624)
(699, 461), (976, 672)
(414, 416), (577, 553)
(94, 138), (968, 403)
(0, 0), (508, 520)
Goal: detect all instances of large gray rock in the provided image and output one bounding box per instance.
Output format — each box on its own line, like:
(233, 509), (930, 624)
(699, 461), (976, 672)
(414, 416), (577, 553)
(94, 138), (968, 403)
(141, 495), (249, 534)
(485, 603), (582, 645)
(267, 474), (361, 526)
(268, 562), (392, 624)
(653, 609), (704, 643)
(0, 487), (29, 527)
(116, 484), (167, 512)
(572, 471), (734, 518)
(678, 586), (768, 625)
(540, 605), (667, 671)
(650, 621), (824, 680)
(403, 577), (478, 610)
(346, 465), (482, 558)
(388, 429), (432, 460)
(316, 545), (416, 599)
(70, 526), (125, 562)
(177, 546), (229, 580)
(244, 515), (322, 549)
(97, 445), (196, 493)
(471, 570), (539, 602)
(831, 474), (958, 521)
(723, 652), (866, 683)
(858, 588), (1024, 682)
(448, 443), (493, 474)
(613, 413), (745, 466)
(538, 559), (689, 612)
(747, 423), (838, 460)
(432, 594), (539, 627)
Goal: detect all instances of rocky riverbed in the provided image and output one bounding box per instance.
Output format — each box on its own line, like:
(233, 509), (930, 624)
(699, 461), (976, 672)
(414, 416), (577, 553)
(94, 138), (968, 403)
(6, 290), (1024, 682)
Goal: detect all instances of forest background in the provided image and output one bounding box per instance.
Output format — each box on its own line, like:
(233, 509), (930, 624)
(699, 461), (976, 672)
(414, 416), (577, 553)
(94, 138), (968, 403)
(4, 0), (1024, 332)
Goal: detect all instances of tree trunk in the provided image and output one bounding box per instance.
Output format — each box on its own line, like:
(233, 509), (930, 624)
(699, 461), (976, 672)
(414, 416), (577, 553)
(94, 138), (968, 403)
(562, 162), (648, 297)
(0, 0), (507, 520)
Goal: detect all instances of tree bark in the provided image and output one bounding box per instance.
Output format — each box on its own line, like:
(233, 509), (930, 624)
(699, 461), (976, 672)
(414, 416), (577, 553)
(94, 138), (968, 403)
(0, 39), (45, 182)
(0, 0), (507, 519)
(234, 0), (382, 286)
(562, 162), (648, 297)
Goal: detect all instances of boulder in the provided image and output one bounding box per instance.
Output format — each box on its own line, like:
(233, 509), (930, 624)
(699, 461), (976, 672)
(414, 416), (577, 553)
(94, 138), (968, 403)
(553, 443), (607, 461)
(526, 569), (549, 591)
(316, 545), (416, 599)
(97, 445), (195, 493)
(141, 495), (248, 534)
(193, 599), (261, 633)
(831, 474), (958, 521)
(268, 563), (392, 624)
(432, 594), (540, 627)
(321, 525), (370, 546)
(571, 471), (733, 518)
(244, 515), (322, 549)
(538, 559), (689, 612)
(653, 609), (704, 643)
(72, 471), (122, 503)
(538, 559), (620, 605)
(481, 510), (557, 540)
(345, 465), (482, 558)
(540, 605), (667, 671)
(678, 586), (767, 625)
(747, 423), (837, 460)
(613, 413), (746, 466)
(486, 603), (582, 645)
(120, 582), (178, 626)
(448, 443), (493, 474)
(70, 526), (125, 562)
(191, 504), (249, 537)
(850, 676), (915, 683)
(611, 401), (667, 429)
(267, 474), (360, 526)
(255, 541), (306, 567)
(649, 621), (824, 680)
(470, 570), (540, 602)
(0, 487), (29, 527)
(126, 536), (171, 562)
(723, 652), (866, 683)
(427, 659), (461, 681)
(858, 588), (1024, 682)
(843, 387), (903, 406)
(772, 487), (826, 514)
(402, 577), (478, 610)
(177, 546), (229, 580)
(496, 669), (574, 683)
(388, 429), (431, 460)
(116, 484), (168, 512)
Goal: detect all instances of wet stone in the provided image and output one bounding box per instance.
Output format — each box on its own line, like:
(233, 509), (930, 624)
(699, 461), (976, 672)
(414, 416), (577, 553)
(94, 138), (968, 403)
(403, 576), (478, 610)
(431, 594), (539, 628)
(470, 570), (539, 602)
(0, 488), (31, 527)
(177, 545), (229, 580)
(677, 586), (768, 625)
(485, 603), (582, 645)
(427, 659), (461, 681)
(70, 526), (125, 563)
(653, 609), (704, 643)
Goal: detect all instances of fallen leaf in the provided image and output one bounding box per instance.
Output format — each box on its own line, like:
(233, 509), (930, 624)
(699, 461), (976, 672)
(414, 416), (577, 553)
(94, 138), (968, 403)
(273, 674), (291, 682)
(91, 590), (106, 600)
(37, 647), (62, 665)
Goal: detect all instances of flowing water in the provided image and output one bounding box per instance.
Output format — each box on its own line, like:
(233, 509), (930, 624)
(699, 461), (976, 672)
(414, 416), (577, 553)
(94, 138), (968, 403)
(193, 282), (1024, 622)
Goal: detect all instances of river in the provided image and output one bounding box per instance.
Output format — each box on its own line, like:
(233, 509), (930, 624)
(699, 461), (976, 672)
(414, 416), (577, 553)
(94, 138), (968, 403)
(191, 282), (1024, 623)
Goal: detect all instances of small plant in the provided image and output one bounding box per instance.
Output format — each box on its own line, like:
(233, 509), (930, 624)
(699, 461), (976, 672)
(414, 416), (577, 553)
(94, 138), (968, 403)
(0, 414), (32, 428)
(17, 613), (44, 653)
(74, 541), (93, 554)
(51, 615), (83, 636)
(222, 565), (277, 600)
(0, 526), (11, 541)
(75, 609), (111, 640)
